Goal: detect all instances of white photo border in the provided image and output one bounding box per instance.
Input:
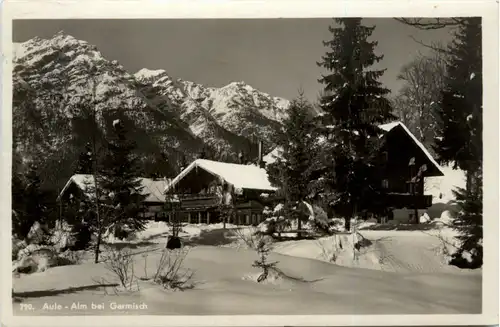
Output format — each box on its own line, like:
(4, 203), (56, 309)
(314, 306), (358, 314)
(1, 1), (498, 326)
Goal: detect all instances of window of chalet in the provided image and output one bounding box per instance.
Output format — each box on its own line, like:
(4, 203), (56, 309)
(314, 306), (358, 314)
(382, 179), (389, 189)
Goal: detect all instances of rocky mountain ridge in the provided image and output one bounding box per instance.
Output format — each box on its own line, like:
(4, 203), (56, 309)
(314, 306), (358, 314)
(12, 32), (290, 188)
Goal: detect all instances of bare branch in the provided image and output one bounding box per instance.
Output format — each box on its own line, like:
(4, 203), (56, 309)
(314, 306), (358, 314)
(409, 36), (453, 55)
(394, 18), (465, 30)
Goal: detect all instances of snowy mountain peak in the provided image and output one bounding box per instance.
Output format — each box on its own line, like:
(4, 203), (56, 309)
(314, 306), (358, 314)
(135, 68), (170, 80)
(13, 33), (291, 177)
(223, 81), (249, 89)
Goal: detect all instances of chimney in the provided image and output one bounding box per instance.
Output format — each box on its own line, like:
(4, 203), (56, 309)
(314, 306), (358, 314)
(258, 141), (265, 168)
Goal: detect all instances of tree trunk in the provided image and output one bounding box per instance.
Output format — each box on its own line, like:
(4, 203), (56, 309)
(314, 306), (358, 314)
(92, 136), (102, 263)
(297, 212), (302, 239)
(90, 73), (102, 264)
(345, 217), (351, 232)
(94, 229), (102, 264)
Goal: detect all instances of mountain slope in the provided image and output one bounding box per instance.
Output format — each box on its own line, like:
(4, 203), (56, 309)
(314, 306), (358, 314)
(13, 32), (205, 186)
(134, 69), (290, 157)
(12, 32), (290, 188)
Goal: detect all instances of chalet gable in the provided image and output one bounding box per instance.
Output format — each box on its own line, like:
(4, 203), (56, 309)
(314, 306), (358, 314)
(263, 121), (444, 177)
(165, 159), (277, 194)
(57, 174), (170, 203)
(378, 121), (444, 177)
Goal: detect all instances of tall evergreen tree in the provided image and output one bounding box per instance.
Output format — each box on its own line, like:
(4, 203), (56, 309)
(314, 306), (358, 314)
(315, 18), (395, 231)
(75, 142), (94, 174)
(13, 164), (50, 240)
(266, 92), (317, 237)
(434, 18), (483, 268)
(434, 18), (482, 188)
(99, 113), (149, 239)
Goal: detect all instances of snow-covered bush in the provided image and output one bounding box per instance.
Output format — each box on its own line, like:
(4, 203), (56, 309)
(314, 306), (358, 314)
(257, 203), (290, 236)
(308, 205), (333, 235)
(12, 237), (27, 260)
(234, 226), (277, 283)
(102, 246), (138, 291)
(14, 247), (58, 273)
(26, 221), (51, 244)
(50, 221), (77, 251)
(419, 212), (431, 224)
(154, 248), (194, 290)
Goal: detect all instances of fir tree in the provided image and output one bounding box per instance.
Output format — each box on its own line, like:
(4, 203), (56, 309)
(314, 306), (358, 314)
(266, 92), (317, 238)
(434, 18), (483, 268)
(434, 18), (482, 188)
(14, 164), (50, 240)
(315, 18), (395, 231)
(75, 142), (94, 174)
(99, 114), (149, 239)
(449, 178), (483, 268)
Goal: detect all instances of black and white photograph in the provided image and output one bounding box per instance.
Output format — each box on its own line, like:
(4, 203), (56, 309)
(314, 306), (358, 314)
(1, 1), (498, 326)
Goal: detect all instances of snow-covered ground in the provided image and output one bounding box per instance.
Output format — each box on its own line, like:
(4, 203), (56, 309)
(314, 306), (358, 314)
(12, 220), (481, 315)
(272, 229), (461, 273)
(13, 245), (480, 315)
(426, 164), (467, 204)
(103, 221), (240, 245)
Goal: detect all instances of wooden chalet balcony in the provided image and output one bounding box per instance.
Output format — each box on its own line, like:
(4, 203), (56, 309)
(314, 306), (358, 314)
(384, 192), (433, 209)
(177, 193), (220, 210)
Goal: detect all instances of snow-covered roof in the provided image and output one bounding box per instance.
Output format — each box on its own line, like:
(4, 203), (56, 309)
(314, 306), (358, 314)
(165, 159), (277, 193)
(262, 147), (284, 164)
(57, 174), (171, 203)
(265, 121), (444, 175)
(378, 121), (444, 175)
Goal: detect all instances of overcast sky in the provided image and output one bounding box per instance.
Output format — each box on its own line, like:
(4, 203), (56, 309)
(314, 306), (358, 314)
(13, 19), (454, 101)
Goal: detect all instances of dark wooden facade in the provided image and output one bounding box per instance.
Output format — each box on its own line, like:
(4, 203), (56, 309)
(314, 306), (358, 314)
(379, 124), (442, 210)
(164, 166), (274, 225)
(57, 176), (169, 222)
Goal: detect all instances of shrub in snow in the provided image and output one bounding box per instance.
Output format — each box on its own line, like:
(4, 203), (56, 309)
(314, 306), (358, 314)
(17, 243), (49, 260)
(258, 215), (290, 237)
(312, 205), (328, 221)
(257, 220), (273, 234)
(439, 210), (454, 225)
(154, 248), (194, 290)
(234, 226), (277, 283)
(329, 218), (346, 232)
(27, 221), (50, 244)
(273, 203), (284, 213)
(14, 248), (58, 274)
(419, 212), (431, 224)
(12, 238), (27, 261)
(50, 222), (77, 252)
(353, 232), (372, 251)
(262, 206), (273, 216)
(102, 246), (138, 291)
(308, 206), (334, 235)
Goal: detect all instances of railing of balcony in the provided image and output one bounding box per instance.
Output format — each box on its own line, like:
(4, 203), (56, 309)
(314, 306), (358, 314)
(177, 193), (219, 200)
